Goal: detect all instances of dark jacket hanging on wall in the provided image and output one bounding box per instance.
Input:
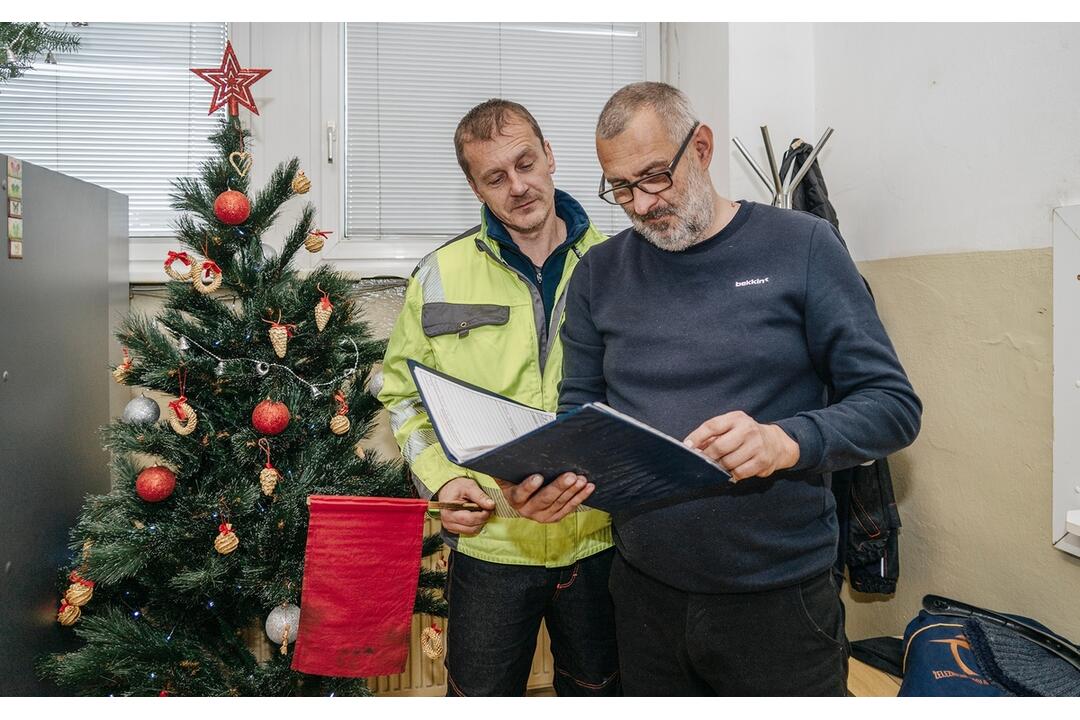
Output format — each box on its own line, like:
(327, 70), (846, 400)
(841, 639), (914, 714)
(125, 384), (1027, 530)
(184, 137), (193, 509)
(779, 139), (840, 228)
(781, 137), (901, 594)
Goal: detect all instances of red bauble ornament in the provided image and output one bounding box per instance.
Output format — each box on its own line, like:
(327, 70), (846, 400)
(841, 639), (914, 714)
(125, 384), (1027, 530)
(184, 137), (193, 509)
(252, 399), (291, 435)
(136, 466), (177, 503)
(214, 190), (250, 225)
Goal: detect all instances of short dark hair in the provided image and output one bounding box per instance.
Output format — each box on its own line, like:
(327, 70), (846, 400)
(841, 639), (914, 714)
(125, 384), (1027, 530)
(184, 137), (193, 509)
(454, 99), (546, 178)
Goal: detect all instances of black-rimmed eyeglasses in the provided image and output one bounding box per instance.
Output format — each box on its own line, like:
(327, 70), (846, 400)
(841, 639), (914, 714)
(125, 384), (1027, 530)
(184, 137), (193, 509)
(598, 122), (699, 206)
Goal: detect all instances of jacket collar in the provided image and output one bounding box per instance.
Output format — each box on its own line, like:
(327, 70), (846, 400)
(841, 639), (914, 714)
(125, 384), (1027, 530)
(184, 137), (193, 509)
(479, 188), (592, 256)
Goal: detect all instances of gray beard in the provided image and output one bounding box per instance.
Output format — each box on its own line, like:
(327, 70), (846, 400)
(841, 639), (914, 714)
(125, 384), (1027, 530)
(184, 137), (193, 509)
(629, 168), (716, 252)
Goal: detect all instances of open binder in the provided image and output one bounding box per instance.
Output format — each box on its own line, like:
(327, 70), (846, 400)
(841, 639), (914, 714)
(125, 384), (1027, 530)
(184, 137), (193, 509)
(408, 360), (733, 514)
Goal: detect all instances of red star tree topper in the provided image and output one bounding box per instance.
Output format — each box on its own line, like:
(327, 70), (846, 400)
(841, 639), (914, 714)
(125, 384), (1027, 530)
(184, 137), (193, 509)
(191, 40), (271, 116)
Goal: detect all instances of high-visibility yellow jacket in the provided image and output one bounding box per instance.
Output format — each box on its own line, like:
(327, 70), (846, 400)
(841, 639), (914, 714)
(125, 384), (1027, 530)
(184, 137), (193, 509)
(378, 192), (612, 567)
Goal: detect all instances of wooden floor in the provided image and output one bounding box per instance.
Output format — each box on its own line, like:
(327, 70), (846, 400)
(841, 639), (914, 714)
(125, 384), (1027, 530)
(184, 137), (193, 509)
(523, 659), (899, 697)
(848, 658), (902, 697)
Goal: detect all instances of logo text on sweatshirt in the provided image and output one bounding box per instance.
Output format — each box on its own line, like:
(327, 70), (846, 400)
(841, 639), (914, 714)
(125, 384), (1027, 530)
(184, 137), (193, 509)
(735, 277), (769, 288)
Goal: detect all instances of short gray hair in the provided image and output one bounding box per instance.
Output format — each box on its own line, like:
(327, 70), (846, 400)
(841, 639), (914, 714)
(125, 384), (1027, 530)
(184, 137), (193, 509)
(596, 81), (697, 143)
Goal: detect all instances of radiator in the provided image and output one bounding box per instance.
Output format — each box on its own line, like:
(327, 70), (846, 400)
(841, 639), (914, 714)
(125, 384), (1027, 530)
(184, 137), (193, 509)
(248, 513), (556, 694)
(370, 514), (555, 696)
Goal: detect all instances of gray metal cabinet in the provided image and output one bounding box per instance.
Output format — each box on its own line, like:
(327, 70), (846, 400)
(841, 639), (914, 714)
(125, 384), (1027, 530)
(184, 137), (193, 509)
(0, 158), (128, 695)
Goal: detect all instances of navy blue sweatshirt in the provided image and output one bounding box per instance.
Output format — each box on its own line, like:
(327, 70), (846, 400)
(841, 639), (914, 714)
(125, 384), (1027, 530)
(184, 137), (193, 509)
(559, 201), (921, 593)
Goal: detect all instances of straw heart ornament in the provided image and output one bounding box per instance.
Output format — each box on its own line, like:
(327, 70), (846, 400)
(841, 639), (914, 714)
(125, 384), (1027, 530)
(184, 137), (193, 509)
(228, 151), (253, 178)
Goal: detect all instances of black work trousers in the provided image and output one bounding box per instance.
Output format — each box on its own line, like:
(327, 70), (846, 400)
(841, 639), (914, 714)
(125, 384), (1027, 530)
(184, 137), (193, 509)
(609, 552), (848, 696)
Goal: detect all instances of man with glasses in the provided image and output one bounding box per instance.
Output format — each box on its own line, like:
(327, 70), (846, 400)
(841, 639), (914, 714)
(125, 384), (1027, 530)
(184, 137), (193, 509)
(502, 82), (921, 695)
(378, 99), (618, 696)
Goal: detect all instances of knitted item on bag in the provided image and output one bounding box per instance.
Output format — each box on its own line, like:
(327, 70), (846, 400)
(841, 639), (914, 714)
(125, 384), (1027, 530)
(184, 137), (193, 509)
(965, 617), (1080, 697)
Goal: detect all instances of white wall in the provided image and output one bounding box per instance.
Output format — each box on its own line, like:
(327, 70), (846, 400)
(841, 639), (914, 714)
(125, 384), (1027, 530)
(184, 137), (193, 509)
(678, 23), (1080, 261)
(815, 23), (1080, 261)
(661, 23), (731, 196)
(728, 23), (816, 206)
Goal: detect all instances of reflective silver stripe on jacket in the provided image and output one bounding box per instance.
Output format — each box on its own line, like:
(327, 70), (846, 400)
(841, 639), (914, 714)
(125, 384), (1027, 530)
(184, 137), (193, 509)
(388, 397), (420, 437)
(414, 253), (446, 304)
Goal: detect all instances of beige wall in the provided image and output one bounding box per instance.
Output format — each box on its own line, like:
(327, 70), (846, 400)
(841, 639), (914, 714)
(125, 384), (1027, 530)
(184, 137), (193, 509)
(845, 248), (1080, 641)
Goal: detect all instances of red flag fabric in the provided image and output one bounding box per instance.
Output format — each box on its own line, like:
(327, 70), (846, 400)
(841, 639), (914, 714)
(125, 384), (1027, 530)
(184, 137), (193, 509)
(292, 495), (428, 678)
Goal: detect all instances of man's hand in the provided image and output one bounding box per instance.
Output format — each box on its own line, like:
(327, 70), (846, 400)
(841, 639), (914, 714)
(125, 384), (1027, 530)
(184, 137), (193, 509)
(495, 472), (594, 524)
(683, 411), (800, 481)
(436, 477), (496, 535)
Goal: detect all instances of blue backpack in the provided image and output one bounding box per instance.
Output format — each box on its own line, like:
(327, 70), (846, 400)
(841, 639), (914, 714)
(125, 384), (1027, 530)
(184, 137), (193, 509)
(899, 596), (1080, 696)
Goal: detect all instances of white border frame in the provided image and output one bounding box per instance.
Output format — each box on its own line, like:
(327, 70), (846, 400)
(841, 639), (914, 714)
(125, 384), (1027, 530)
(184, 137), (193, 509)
(1052, 205), (1080, 557)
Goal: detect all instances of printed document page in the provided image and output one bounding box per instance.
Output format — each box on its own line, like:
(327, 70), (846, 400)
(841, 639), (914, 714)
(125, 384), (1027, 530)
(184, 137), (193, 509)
(412, 365), (555, 461)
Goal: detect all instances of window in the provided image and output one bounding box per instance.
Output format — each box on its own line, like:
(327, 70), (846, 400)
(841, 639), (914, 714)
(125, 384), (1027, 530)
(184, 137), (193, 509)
(344, 23), (646, 242)
(0, 22), (228, 237)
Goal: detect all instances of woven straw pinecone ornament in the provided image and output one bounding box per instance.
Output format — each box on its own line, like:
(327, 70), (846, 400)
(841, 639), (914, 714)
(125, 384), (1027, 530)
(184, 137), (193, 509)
(269, 325), (289, 358)
(257, 439), (281, 495)
(192, 259), (223, 295)
(314, 288), (334, 332)
(421, 624), (445, 660)
(264, 313), (296, 359)
(291, 171), (311, 194)
(260, 467), (281, 496)
(168, 401), (198, 436)
(214, 523), (239, 555)
(314, 303), (332, 332)
(57, 601), (81, 626)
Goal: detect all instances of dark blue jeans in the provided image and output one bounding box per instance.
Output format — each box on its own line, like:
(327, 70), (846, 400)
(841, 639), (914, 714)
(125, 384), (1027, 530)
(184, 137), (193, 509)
(444, 548), (620, 696)
(610, 552), (849, 696)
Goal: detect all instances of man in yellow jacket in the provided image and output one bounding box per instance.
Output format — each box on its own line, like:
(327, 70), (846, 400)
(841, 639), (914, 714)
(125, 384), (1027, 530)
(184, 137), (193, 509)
(378, 99), (618, 696)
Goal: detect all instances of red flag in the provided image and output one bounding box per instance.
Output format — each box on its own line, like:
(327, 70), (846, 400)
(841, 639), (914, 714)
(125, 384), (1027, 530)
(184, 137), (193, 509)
(292, 495), (429, 677)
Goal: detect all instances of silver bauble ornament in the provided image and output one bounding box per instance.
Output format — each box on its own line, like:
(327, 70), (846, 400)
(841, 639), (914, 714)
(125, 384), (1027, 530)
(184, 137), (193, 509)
(122, 395), (160, 425)
(265, 603), (301, 653)
(255, 361), (270, 377)
(259, 243), (277, 270)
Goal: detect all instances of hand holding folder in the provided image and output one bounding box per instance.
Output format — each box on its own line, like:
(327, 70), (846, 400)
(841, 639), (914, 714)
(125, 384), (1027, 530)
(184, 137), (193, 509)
(408, 361), (734, 515)
(495, 471), (596, 523)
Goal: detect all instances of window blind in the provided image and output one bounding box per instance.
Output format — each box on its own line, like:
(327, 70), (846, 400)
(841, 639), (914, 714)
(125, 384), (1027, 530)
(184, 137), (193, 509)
(344, 23), (645, 239)
(0, 22), (228, 236)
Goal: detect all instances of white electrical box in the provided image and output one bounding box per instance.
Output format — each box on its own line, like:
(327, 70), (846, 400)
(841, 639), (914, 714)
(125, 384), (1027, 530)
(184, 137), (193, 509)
(1052, 206), (1080, 557)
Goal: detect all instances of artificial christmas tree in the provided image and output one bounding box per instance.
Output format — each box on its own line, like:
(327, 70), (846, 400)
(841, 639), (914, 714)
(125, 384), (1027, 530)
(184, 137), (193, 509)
(39, 50), (446, 695)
